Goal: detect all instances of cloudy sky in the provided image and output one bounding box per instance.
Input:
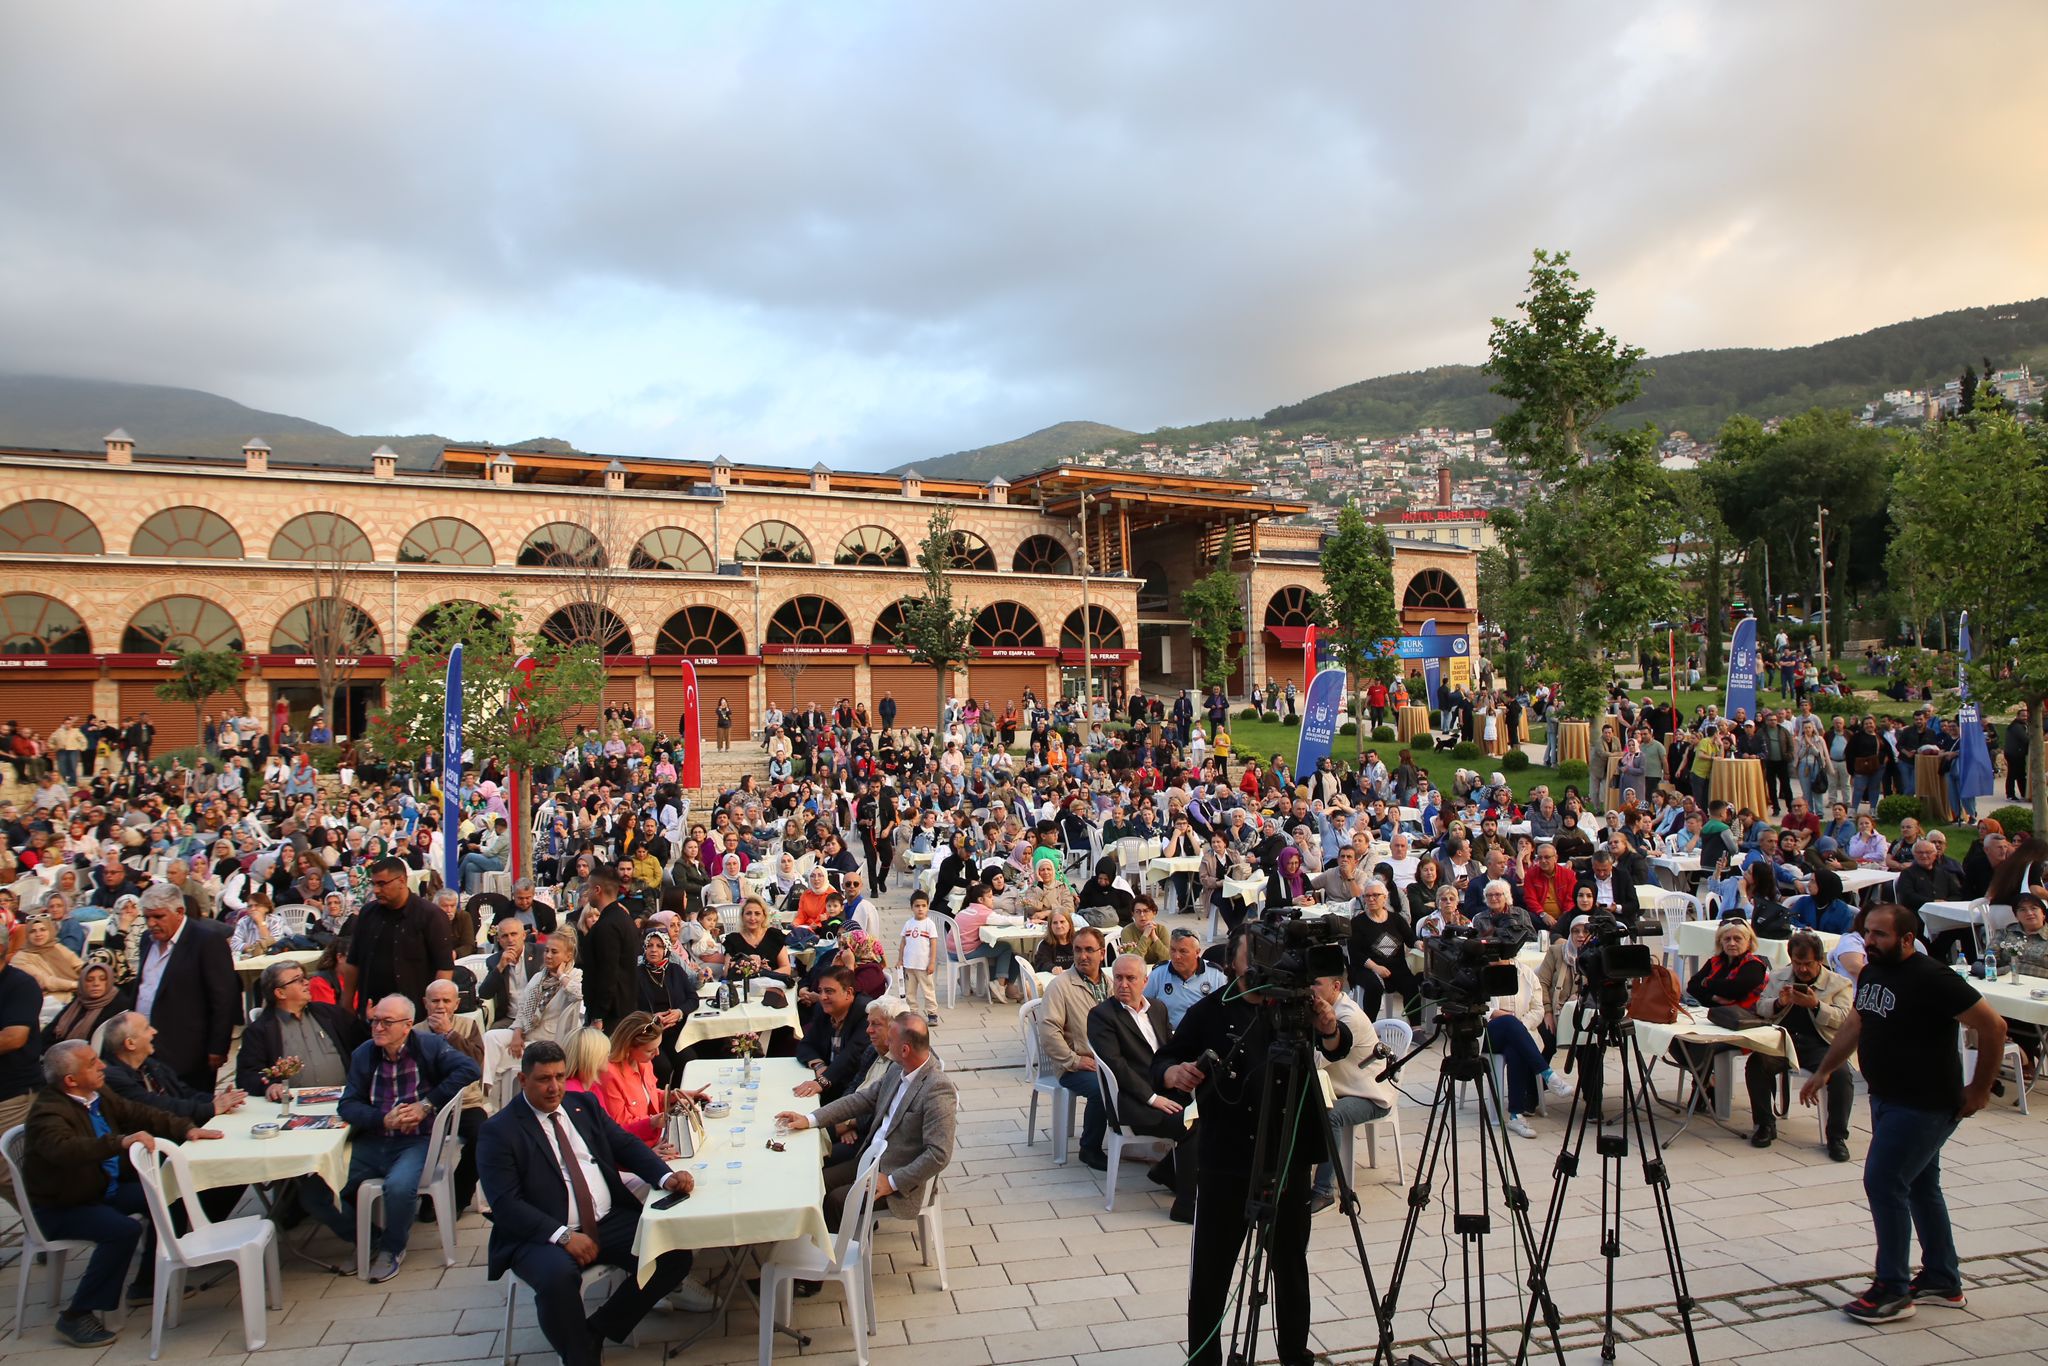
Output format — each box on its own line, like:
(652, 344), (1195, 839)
(4, 2), (2044, 469)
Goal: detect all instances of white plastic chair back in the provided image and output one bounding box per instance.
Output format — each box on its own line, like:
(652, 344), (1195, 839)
(1, 1124), (76, 1265)
(1018, 999), (1045, 1083)
(277, 904), (317, 936)
(1373, 1018), (1414, 1055)
(422, 1086), (467, 1185)
(828, 1147), (884, 1275)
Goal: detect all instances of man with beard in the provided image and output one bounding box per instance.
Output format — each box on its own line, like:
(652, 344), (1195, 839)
(1801, 904), (2007, 1324)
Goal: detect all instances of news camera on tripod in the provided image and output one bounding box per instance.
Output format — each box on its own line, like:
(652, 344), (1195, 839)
(1152, 913), (1381, 1366)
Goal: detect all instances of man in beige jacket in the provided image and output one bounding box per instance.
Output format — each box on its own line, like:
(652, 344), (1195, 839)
(1038, 926), (1112, 1167)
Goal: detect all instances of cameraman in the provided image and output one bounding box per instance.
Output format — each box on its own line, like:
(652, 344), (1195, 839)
(1154, 927), (1351, 1366)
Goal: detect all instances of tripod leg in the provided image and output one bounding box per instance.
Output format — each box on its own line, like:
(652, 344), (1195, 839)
(1515, 1056), (1594, 1366)
(1473, 1048), (1566, 1366)
(1299, 1057), (1388, 1343)
(1373, 1063), (1461, 1366)
(1621, 1031), (1703, 1366)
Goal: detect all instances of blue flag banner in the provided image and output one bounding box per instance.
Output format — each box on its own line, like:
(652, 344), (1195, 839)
(1421, 618), (1441, 711)
(1958, 611), (1973, 701)
(1955, 702), (1997, 802)
(443, 643), (464, 893)
(1294, 666), (1347, 778)
(1724, 617), (1758, 721)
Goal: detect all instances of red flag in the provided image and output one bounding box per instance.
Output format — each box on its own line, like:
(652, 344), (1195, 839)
(1303, 623), (1317, 680)
(680, 661), (702, 789)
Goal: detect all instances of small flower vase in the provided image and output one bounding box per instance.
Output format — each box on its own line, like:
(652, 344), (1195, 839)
(741, 1052), (755, 1083)
(278, 1090), (293, 1118)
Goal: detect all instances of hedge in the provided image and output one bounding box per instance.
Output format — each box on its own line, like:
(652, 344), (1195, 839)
(1451, 741), (1483, 760)
(1373, 725), (1397, 742)
(1876, 794), (1920, 825)
(1262, 711), (1281, 724)
(1988, 804), (2035, 837)
(1339, 721), (1357, 736)
(1556, 759), (1589, 782)
(1809, 694), (1866, 715)
(1502, 749), (1530, 772)
(1282, 715), (1300, 727)
(1240, 707), (1262, 721)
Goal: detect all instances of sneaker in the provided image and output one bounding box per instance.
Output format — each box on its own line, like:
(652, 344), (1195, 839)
(668, 1278), (720, 1313)
(1843, 1287), (1915, 1323)
(1545, 1071), (1574, 1099)
(1307, 1192), (1335, 1216)
(927, 1012), (939, 1026)
(367, 1249), (404, 1284)
(1908, 1284), (1967, 1309)
(54, 1312), (117, 1348)
(1503, 1114), (1536, 1139)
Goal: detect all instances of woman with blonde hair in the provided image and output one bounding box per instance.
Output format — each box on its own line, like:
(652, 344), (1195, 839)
(598, 1012), (672, 1143)
(560, 1026), (612, 1095)
(508, 925), (583, 1057)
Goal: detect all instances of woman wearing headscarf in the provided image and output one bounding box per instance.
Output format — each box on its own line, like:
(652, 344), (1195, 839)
(1265, 843), (1313, 909)
(15, 914), (81, 999)
(838, 930), (890, 999)
(42, 955), (128, 1046)
(635, 930), (698, 1085)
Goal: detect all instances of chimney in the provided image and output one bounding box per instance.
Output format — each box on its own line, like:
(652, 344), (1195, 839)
(490, 450), (516, 485)
(371, 444), (397, 480)
(243, 438), (271, 473)
(711, 454), (733, 488)
(1437, 466), (1452, 507)
(604, 459), (627, 493)
(810, 461), (831, 494)
(986, 475), (1009, 506)
(104, 428), (134, 464)
(899, 468), (923, 500)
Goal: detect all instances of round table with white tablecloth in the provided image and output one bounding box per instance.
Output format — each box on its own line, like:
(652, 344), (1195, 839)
(674, 998), (801, 1053)
(162, 1093), (352, 1200)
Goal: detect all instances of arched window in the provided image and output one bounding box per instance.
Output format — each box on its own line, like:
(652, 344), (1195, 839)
(540, 605), (633, 654)
(1060, 606), (1124, 651)
(766, 596), (852, 645)
(271, 601), (384, 654)
(1011, 535), (1072, 575)
(734, 520), (814, 565)
(398, 518), (494, 565)
(1265, 585), (1319, 627)
(122, 597), (244, 654)
(269, 512), (372, 562)
(631, 527), (714, 572)
(833, 526), (907, 567)
(0, 500), (103, 555)
(656, 606), (746, 656)
(0, 594), (90, 653)
(946, 530), (996, 571)
(971, 602), (1044, 649)
(518, 522), (605, 568)
(408, 601), (501, 650)
(131, 507), (243, 559)
(1403, 569), (1467, 611)
(872, 598), (917, 646)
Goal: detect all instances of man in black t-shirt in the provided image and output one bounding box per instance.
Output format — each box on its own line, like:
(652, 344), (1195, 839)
(0, 935), (45, 1212)
(1803, 904), (2007, 1324)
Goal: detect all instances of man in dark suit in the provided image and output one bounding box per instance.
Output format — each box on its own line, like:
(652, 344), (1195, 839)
(577, 867), (638, 1030)
(1583, 849), (1644, 928)
(480, 918), (547, 1022)
(1087, 952), (1197, 1222)
(792, 969), (871, 1105)
(131, 884), (238, 1091)
(478, 1040), (696, 1366)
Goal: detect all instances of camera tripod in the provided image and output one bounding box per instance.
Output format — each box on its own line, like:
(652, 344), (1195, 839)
(1372, 1005), (1564, 1366)
(1513, 988), (1701, 1365)
(1217, 1004), (1389, 1366)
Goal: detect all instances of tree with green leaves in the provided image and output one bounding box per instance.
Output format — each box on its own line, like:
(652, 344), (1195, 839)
(1668, 469), (1738, 680)
(374, 594), (605, 875)
(897, 509), (979, 724)
(1319, 506), (1398, 759)
(1485, 250), (1676, 716)
(1183, 529), (1244, 694)
(156, 649), (244, 755)
(1888, 398), (2048, 832)
(1476, 510), (1524, 694)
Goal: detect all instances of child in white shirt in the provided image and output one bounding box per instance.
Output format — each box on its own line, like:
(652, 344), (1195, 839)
(900, 891), (941, 1021)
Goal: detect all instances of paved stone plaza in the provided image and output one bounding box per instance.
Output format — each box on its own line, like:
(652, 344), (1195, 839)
(5, 883), (2045, 1366)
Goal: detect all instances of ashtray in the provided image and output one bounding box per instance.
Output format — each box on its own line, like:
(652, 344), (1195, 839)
(703, 1101), (732, 1118)
(250, 1123), (281, 1141)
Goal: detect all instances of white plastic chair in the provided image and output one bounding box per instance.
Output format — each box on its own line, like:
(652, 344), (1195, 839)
(497, 1263), (626, 1365)
(355, 1096), (464, 1280)
(1018, 999), (1075, 1163)
(933, 913), (990, 1007)
(275, 903), (318, 937)
(1962, 1036), (2031, 1115)
(1093, 1061), (1176, 1213)
(128, 1140), (281, 1358)
(2, 1126), (105, 1341)
(757, 1149), (881, 1366)
(907, 1173), (949, 1291)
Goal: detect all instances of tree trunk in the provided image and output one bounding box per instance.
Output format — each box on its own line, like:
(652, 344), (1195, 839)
(514, 769), (533, 881)
(934, 666), (947, 737)
(2032, 695), (2046, 840)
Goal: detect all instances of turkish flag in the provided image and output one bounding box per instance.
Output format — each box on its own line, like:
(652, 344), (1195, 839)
(1303, 623), (1317, 679)
(680, 662), (702, 789)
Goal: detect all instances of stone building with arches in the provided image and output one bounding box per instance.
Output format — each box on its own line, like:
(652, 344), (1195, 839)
(0, 434), (1476, 745)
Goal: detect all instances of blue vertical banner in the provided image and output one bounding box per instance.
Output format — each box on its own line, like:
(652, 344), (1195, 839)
(1953, 612), (1996, 802)
(442, 643), (464, 893)
(1294, 666), (1346, 778)
(1724, 617), (1758, 721)
(1420, 618), (1441, 711)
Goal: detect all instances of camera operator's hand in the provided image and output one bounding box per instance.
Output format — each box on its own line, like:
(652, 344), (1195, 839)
(1147, 1094), (1184, 1116)
(1163, 1062), (1206, 1092)
(1311, 995), (1339, 1040)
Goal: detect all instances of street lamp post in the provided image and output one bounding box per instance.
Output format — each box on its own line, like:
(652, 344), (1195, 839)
(1814, 504), (1831, 662)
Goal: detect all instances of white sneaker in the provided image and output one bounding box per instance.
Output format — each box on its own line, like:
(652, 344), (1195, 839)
(1504, 1114), (1536, 1139)
(1545, 1071), (1575, 1099)
(668, 1279), (719, 1313)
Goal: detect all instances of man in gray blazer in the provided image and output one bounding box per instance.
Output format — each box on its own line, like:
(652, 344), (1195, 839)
(777, 1010), (956, 1230)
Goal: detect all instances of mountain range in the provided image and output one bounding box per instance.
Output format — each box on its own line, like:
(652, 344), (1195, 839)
(2, 296), (2043, 479)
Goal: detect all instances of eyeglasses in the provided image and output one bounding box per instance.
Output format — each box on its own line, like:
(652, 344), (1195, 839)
(369, 1015), (412, 1029)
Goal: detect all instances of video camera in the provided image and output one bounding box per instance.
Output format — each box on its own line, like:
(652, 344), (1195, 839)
(1421, 926), (1522, 1010)
(1241, 908), (1349, 1000)
(1574, 909), (1653, 993)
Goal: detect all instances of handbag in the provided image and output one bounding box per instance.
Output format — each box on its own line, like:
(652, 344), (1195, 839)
(1627, 964), (1683, 1024)
(1852, 755), (1882, 776)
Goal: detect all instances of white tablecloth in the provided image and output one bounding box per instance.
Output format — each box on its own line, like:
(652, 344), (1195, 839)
(1673, 919), (1840, 970)
(166, 1095), (352, 1198)
(675, 999), (801, 1053)
(1836, 868), (1899, 898)
(1959, 968), (2048, 1027)
(1146, 856), (1201, 884)
(1560, 1004), (1791, 1064)
(632, 1058), (828, 1282)
(232, 949), (324, 985)
(983, 922), (1048, 952)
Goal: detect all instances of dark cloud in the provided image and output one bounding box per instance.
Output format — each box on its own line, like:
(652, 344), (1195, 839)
(1, 1), (2042, 466)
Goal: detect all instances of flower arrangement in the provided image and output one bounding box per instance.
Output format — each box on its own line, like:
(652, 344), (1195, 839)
(263, 1056), (304, 1084)
(731, 1032), (762, 1059)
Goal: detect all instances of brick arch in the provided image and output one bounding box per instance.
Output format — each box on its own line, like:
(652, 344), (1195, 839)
(94, 575), (258, 654)
(110, 492), (260, 556)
